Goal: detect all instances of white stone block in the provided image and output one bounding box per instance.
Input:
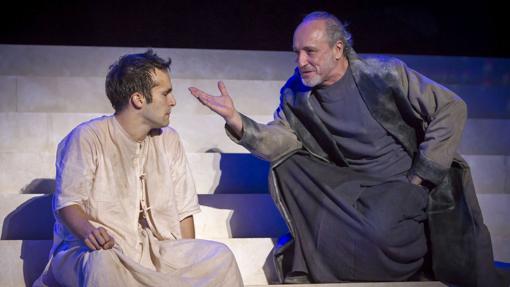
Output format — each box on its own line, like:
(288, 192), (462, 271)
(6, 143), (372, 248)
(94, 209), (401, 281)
(391, 53), (510, 86)
(463, 155), (508, 193)
(171, 78), (283, 116)
(506, 156), (510, 194)
(0, 76), (17, 112)
(187, 153), (270, 195)
(216, 238), (277, 285)
(196, 194), (287, 238)
(187, 153), (222, 194)
(0, 112), (51, 153)
(0, 194), (288, 239)
(478, 194), (510, 262)
(460, 119), (510, 155)
(0, 44), (296, 81)
(171, 114), (272, 153)
(447, 84), (510, 118)
(3, 44), (510, 87)
(48, 113), (106, 152)
(0, 240), (53, 287)
(14, 76), (283, 115)
(0, 152), (55, 194)
(17, 76), (112, 113)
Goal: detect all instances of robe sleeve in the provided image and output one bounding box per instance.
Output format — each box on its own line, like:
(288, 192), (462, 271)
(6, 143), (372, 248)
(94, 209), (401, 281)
(225, 106), (302, 162)
(397, 61), (467, 185)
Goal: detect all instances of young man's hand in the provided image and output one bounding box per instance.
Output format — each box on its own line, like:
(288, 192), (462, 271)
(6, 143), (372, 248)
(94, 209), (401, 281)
(83, 226), (116, 250)
(59, 205), (116, 251)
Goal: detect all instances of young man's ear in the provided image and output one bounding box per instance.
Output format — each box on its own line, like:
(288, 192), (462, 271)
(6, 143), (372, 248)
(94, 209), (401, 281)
(131, 92), (145, 109)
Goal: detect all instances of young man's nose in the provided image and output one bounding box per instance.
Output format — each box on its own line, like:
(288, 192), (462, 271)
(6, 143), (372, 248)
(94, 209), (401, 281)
(168, 94), (176, 106)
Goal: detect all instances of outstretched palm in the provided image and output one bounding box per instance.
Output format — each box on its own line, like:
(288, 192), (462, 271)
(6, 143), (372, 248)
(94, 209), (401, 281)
(189, 81), (236, 121)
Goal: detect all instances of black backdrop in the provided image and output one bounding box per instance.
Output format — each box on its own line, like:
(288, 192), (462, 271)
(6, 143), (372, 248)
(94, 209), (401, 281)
(1, 0), (507, 58)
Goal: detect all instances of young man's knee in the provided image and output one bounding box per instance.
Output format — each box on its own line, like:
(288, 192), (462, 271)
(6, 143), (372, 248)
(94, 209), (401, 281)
(84, 249), (118, 276)
(202, 240), (237, 263)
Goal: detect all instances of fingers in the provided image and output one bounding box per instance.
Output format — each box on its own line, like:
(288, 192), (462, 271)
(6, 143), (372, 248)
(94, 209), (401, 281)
(218, 81), (230, 97)
(99, 227), (115, 249)
(188, 87), (212, 107)
(188, 87), (209, 100)
(102, 237), (115, 249)
(188, 83), (235, 120)
(84, 234), (100, 251)
(84, 227), (115, 251)
(189, 81), (229, 100)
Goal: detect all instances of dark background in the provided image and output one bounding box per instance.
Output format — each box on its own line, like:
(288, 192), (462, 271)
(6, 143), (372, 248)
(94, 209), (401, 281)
(1, 0), (507, 58)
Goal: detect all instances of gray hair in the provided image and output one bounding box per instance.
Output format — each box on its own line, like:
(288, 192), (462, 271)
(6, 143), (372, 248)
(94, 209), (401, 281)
(301, 11), (353, 55)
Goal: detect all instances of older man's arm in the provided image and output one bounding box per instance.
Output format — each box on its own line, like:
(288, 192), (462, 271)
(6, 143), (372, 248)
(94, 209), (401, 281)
(189, 81), (301, 162)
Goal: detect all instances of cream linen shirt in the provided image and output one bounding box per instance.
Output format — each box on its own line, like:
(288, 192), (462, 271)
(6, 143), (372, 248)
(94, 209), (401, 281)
(52, 115), (200, 262)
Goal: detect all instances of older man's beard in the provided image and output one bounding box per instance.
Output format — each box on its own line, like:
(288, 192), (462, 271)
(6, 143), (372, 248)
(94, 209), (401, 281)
(300, 74), (322, 87)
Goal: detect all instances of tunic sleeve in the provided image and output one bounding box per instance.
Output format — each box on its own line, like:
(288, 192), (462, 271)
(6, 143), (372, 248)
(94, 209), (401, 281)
(167, 132), (201, 221)
(54, 126), (97, 211)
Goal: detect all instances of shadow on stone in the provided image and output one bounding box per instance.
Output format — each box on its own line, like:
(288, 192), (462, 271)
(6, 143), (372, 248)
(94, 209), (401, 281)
(198, 152), (287, 237)
(1, 178), (55, 286)
(1, 193), (54, 240)
(210, 152), (270, 194)
(21, 240), (53, 286)
(198, 193), (288, 238)
(21, 178), (55, 195)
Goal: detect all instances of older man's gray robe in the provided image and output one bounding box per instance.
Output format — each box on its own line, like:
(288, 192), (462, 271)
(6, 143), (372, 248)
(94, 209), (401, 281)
(229, 51), (508, 286)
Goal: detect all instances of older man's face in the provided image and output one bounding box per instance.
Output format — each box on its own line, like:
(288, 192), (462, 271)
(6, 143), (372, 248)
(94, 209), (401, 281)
(293, 20), (343, 87)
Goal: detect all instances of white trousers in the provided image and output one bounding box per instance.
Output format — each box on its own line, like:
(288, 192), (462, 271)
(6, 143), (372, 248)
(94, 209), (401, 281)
(35, 229), (243, 287)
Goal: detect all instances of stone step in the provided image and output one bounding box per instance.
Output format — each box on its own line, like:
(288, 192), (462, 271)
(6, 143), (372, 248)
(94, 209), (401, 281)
(0, 151), (272, 195)
(1, 44), (509, 86)
(0, 193), (288, 240)
(447, 84), (510, 119)
(0, 76), (284, 115)
(247, 283), (445, 287)
(2, 74), (510, 118)
(460, 119), (510, 155)
(387, 53), (510, 86)
(1, 193), (509, 263)
(1, 111), (509, 155)
(0, 112), (271, 154)
(0, 239), (448, 286)
(0, 238), (277, 286)
(1, 151), (508, 196)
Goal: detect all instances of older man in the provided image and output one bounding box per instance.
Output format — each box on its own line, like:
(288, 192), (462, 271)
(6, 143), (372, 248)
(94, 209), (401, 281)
(34, 50), (243, 287)
(189, 11), (507, 287)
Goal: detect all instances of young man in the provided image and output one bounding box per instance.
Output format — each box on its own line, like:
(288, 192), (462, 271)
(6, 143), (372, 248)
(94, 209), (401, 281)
(35, 50), (243, 286)
(189, 11), (508, 287)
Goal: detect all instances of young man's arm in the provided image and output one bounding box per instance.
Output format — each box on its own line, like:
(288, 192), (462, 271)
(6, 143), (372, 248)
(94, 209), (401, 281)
(180, 215), (195, 239)
(59, 204), (115, 250)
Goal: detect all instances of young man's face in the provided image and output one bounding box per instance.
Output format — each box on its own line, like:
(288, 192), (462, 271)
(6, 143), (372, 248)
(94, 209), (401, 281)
(142, 68), (176, 128)
(293, 19), (343, 87)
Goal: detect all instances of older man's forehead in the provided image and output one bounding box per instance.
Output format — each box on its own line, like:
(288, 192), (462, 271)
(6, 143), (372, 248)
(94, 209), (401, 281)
(293, 21), (329, 46)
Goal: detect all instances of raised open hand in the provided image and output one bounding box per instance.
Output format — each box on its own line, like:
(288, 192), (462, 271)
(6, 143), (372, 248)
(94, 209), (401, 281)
(188, 81), (236, 121)
(189, 81), (243, 137)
